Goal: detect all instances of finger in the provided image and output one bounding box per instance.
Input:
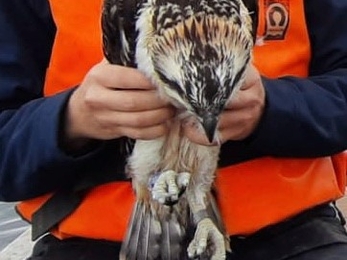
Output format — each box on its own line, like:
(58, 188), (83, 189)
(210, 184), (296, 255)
(240, 64), (259, 90)
(181, 123), (218, 146)
(111, 90), (172, 112)
(194, 224), (208, 255)
(96, 107), (175, 128)
(86, 87), (172, 112)
(226, 84), (263, 110)
(226, 64), (262, 110)
(117, 124), (170, 140)
(226, 86), (252, 109)
(218, 109), (258, 140)
(90, 63), (154, 90)
(218, 108), (250, 128)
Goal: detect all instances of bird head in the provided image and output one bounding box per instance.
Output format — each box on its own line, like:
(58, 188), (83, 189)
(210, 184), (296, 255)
(173, 47), (246, 143)
(136, 1), (255, 143)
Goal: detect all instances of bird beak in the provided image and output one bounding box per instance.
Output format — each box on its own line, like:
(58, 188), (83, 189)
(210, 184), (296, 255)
(202, 112), (218, 143)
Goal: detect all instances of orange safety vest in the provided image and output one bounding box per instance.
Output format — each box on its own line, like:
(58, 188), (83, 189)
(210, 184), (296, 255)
(17, 0), (347, 242)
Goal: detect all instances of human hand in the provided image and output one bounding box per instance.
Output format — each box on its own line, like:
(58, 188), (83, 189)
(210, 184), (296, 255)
(183, 64), (265, 145)
(62, 60), (175, 149)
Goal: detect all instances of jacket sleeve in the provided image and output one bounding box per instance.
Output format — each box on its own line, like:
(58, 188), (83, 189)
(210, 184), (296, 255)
(220, 0), (347, 166)
(0, 0), (127, 202)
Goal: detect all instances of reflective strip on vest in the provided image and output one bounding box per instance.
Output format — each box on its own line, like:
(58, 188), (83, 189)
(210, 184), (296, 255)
(17, 0), (347, 242)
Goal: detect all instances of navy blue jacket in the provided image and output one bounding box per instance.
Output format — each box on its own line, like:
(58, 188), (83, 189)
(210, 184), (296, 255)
(1, 0), (347, 201)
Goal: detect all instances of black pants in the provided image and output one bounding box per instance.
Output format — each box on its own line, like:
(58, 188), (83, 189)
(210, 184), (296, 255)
(27, 203), (347, 260)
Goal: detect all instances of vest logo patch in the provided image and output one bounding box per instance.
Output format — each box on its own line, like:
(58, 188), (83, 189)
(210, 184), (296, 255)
(263, 0), (290, 41)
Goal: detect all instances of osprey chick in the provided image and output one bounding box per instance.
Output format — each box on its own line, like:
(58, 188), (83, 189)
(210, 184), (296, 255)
(102, 0), (257, 259)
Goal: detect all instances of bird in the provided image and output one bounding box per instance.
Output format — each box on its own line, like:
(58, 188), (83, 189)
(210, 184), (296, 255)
(101, 0), (258, 259)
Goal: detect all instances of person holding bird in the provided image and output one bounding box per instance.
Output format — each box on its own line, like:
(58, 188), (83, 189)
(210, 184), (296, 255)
(1, 0), (347, 260)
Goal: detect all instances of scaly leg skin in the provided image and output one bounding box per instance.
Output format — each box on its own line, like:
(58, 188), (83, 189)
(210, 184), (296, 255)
(186, 191), (226, 259)
(150, 170), (191, 205)
(149, 169), (226, 259)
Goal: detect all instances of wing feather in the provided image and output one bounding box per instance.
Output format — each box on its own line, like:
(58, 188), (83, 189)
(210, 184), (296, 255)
(101, 0), (138, 66)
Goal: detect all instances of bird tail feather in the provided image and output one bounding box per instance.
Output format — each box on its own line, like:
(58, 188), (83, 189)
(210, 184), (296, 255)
(120, 200), (190, 260)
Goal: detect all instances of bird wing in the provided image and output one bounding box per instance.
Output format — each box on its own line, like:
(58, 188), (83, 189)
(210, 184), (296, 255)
(101, 0), (139, 67)
(241, 0), (259, 42)
(101, 0), (142, 158)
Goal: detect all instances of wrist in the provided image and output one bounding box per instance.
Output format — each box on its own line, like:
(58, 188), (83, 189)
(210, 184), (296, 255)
(58, 88), (100, 156)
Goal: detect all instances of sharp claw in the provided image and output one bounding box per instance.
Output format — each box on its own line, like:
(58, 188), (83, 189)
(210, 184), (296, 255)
(164, 197), (178, 206)
(187, 218), (226, 259)
(177, 172), (191, 188)
(150, 171), (191, 205)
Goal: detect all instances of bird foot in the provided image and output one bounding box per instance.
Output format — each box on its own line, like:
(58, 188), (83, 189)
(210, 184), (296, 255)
(187, 218), (226, 260)
(149, 170), (191, 205)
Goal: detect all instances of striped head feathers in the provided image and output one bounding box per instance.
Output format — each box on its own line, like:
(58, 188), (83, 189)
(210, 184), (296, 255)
(136, 0), (256, 142)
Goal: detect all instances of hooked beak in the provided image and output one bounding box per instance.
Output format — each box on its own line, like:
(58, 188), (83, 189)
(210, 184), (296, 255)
(202, 112), (218, 143)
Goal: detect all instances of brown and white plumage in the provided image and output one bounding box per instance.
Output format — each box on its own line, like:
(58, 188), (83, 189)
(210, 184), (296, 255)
(101, 0), (257, 259)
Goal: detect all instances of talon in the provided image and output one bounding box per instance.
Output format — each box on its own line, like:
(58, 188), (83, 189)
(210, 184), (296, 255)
(177, 172), (191, 188)
(150, 170), (191, 205)
(187, 218), (226, 259)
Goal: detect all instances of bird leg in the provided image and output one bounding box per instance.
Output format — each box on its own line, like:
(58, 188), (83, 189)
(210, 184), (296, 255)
(149, 170), (191, 205)
(186, 190), (226, 259)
